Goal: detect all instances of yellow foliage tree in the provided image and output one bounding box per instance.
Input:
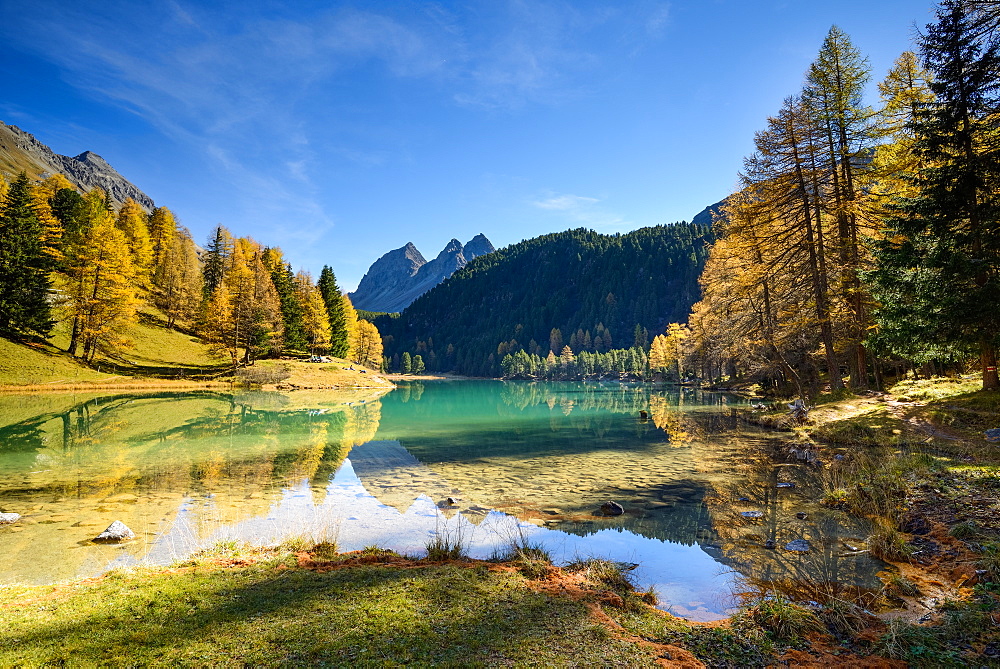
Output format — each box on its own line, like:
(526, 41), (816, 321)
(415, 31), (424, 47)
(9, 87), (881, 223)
(115, 197), (154, 288)
(294, 270), (332, 352)
(63, 189), (141, 361)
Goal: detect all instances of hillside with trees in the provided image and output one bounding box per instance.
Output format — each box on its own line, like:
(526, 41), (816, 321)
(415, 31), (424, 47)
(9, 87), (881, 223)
(373, 223), (714, 377)
(0, 167), (381, 382)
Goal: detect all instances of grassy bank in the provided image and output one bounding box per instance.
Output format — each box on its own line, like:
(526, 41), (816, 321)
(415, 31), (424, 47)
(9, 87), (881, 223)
(739, 375), (1000, 666)
(1, 541), (913, 667)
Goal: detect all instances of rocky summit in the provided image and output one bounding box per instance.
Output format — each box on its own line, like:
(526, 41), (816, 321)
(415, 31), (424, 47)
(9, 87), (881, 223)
(349, 234), (494, 313)
(0, 121), (154, 210)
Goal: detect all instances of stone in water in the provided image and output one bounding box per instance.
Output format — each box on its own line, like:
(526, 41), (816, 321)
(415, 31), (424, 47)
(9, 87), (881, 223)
(776, 482), (796, 489)
(600, 501), (625, 516)
(94, 520), (136, 543)
(0, 513), (20, 524)
(741, 511), (764, 519)
(784, 539), (811, 553)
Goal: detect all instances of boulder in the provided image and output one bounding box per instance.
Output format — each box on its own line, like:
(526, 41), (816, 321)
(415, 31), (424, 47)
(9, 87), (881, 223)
(93, 520), (136, 543)
(600, 501), (625, 516)
(784, 539), (811, 553)
(0, 512), (20, 524)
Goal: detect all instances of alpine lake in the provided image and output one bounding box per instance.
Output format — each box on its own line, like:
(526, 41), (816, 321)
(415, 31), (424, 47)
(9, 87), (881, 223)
(0, 380), (889, 621)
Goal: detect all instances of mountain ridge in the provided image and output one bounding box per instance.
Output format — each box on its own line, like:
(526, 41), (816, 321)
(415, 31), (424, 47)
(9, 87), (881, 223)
(349, 234), (495, 313)
(0, 121), (155, 210)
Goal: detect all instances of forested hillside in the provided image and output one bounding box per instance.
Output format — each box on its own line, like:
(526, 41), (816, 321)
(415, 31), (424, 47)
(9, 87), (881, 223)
(374, 223), (714, 376)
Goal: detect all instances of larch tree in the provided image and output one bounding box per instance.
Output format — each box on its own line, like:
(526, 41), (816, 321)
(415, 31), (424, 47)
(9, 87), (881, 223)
(295, 270), (332, 353)
(0, 172), (54, 336)
(804, 26), (877, 388)
(352, 319), (384, 369)
(147, 206), (177, 273)
(63, 189), (141, 360)
(115, 198), (154, 288)
(201, 237), (284, 366)
(154, 227), (203, 328)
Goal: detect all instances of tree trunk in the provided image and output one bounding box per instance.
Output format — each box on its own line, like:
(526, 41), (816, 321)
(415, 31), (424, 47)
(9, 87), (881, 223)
(983, 340), (999, 390)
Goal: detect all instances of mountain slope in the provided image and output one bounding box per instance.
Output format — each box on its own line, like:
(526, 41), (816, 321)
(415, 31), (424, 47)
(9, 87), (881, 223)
(0, 121), (154, 209)
(374, 222), (715, 376)
(349, 234), (495, 313)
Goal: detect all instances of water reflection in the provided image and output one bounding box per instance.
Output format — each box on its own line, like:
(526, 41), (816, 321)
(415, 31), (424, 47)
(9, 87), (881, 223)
(0, 382), (887, 620)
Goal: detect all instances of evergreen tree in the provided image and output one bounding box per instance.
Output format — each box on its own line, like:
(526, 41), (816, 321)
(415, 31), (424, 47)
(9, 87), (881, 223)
(0, 172), (53, 336)
(262, 249), (306, 352)
(202, 226), (234, 297)
(401, 351), (412, 374)
(318, 265), (350, 357)
(870, 0), (1000, 390)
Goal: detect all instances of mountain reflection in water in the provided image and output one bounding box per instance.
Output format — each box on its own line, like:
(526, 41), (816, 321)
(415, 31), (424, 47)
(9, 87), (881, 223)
(0, 382), (888, 621)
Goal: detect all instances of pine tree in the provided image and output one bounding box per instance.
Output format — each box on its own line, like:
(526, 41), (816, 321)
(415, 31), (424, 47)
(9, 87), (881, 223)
(0, 172), (54, 336)
(401, 351), (412, 374)
(202, 226), (234, 297)
(870, 0), (1000, 389)
(318, 265), (350, 357)
(262, 249), (306, 352)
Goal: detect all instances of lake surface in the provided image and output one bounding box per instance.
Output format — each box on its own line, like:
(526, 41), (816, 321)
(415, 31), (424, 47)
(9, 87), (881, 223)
(0, 381), (887, 621)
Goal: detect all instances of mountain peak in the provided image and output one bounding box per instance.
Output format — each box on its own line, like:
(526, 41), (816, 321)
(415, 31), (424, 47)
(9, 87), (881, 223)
(0, 121), (155, 210)
(348, 234), (494, 313)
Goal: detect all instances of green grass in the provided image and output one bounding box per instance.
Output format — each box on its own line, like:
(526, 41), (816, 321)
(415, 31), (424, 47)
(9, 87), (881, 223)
(0, 559), (658, 666)
(0, 337), (117, 386)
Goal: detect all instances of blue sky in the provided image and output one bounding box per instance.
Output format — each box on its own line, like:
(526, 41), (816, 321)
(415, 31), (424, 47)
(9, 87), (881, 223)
(1, 0), (934, 290)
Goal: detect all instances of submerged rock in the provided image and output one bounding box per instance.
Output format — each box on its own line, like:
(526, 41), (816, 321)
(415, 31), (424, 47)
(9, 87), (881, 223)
(776, 482), (796, 489)
(0, 513), (20, 524)
(764, 539), (777, 549)
(795, 511), (808, 520)
(741, 511), (764, 519)
(600, 501), (625, 516)
(784, 539), (811, 553)
(93, 520), (136, 543)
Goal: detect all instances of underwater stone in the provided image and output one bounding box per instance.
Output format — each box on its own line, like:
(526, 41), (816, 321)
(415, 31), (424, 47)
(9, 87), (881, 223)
(795, 512), (808, 520)
(776, 482), (796, 489)
(764, 539), (776, 549)
(784, 539), (811, 553)
(0, 513), (20, 524)
(94, 520), (135, 543)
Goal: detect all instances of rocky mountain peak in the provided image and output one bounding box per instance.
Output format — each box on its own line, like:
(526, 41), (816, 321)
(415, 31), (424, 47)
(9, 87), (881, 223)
(0, 121), (154, 211)
(349, 233), (495, 313)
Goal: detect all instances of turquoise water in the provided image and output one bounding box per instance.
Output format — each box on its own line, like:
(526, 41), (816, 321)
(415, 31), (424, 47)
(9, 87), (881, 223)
(0, 381), (887, 620)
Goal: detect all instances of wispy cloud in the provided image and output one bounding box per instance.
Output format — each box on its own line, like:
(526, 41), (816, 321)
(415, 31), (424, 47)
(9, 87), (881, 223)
(532, 191), (629, 230)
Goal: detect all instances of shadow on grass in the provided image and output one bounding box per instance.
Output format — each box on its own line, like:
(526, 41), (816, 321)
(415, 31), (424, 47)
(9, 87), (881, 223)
(1, 563), (652, 665)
